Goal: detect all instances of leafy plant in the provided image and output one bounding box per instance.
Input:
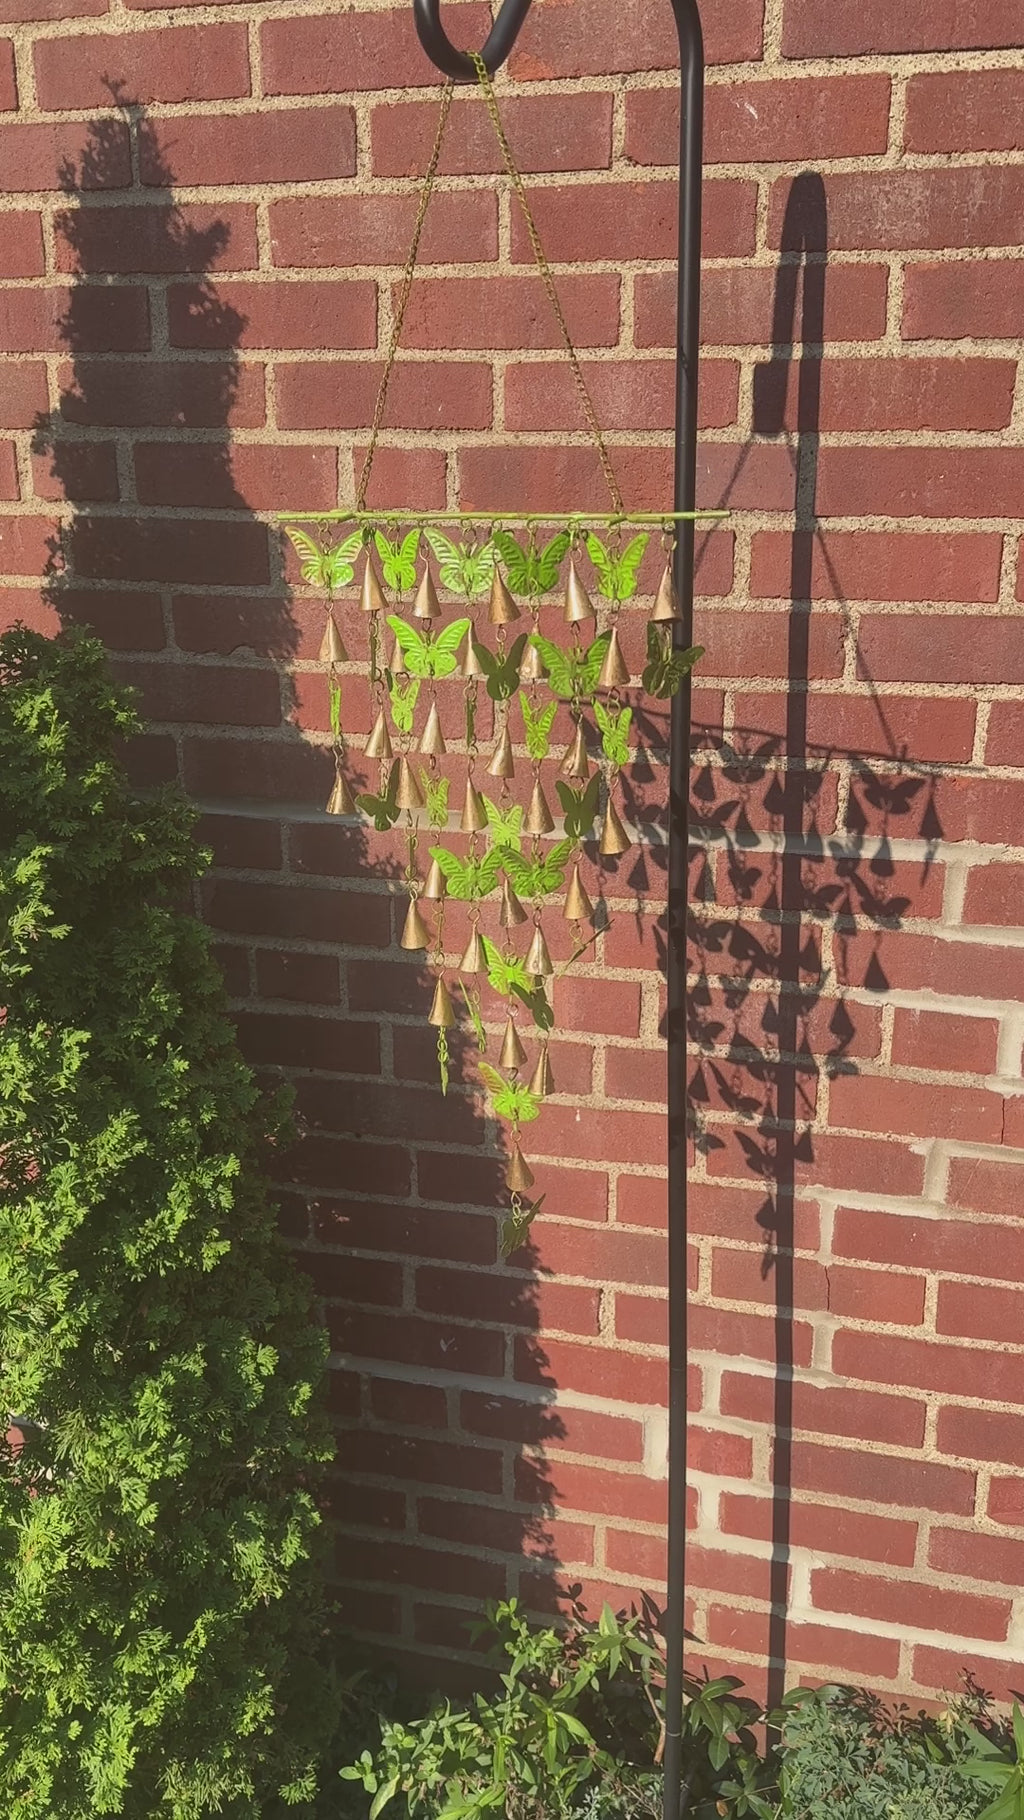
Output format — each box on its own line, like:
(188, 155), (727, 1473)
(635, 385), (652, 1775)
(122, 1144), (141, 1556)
(593, 700), (632, 768)
(478, 1062), (540, 1124)
(0, 627), (337, 1817)
(493, 529), (570, 597)
(585, 531), (648, 601)
(641, 622), (704, 700)
(520, 690), (559, 760)
(428, 846), (502, 902)
(425, 530), (495, 599)
(387, 616), (470, 680)
(962, 1702), (1024, 1820)
(285, 524), (363, 590)
(532, 631), (611, 702)
(375, 527), (421, 591)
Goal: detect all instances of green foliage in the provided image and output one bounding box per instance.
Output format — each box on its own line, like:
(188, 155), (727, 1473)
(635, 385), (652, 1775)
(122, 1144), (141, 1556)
(584, 532), (648, 601)
(341, 1600), (770, 1820)
(285, 525), (362, 590)
(593, 700), (632, 768)
(641, 622), (704, 701)
(478, 1063), (540, 1125)
(0, 627), (336, 1818)
(520, 691), (558, 761)
(424, 531), (495, 599)
(556, 776), (600, 841)
(386, 617), (469, 681)
(374, 528), (421, 592)
(428, 847), (502, 903)
(532, 632), (611, 702)
(492, 530), (570, 597)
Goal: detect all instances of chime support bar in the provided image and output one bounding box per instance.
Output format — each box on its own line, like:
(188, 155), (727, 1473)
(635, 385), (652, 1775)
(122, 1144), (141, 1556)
(411, 6), (706, 1819)
(278, 509), (723, 526)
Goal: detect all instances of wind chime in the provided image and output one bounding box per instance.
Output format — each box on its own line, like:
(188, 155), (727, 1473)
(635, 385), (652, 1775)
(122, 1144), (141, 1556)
(281, 56), (717, 1253)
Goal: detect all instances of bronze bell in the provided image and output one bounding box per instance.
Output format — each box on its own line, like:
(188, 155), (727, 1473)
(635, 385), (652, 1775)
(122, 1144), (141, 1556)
(525, 923), (554, 978)
(506, 1145), (535, 1193)
(400, 897), (430, 950)
(564, 861), (594, 923)
(564, 558), (594, 625)
(489, 569), (520, 626)
(459, 927), (486, 973)
(499, 1015), (527, 1070)
(651, 562), (682, 623)
(423, 856), (447, 901)
(326, 772), (356, 816)
(427, 976), (456, 1028)
(487, 723), (515, 779)
(360, 551), (388, 615)
(413, 564), (441, 620)
(394, 756), (425, 812)
(419, 701), (446, 757)
(600, 798), (632, 856)
(319, 611), (348, 665)
(460, 779), (488, 833)
(365, 709), (393, 762)
(528, 1045), (554, 1098)
(559, 722), (591, 781)
(390, 635), (407, 676)
(461, 633), (488, 679)
(525, 779), (555, 836)
(597, 624), (630, 690)
(519, 638), (545, 683)
(500, 875), (528, 928)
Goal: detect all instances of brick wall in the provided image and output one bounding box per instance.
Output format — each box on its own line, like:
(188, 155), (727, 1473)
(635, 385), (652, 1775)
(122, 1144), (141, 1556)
(3, 0), (1024, 1706)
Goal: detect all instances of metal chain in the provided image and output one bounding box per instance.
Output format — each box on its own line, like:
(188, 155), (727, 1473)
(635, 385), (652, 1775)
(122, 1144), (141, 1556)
(469, 51), (624, 514)
(355, 81), (456, 512)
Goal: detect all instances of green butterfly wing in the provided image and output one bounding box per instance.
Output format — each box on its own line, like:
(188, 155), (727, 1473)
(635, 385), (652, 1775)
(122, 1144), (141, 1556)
(579, 630), (612, 694)
(485, 632), (527, 701)
(492, 530), (531, 593)
(427, 616), (471, 680)
(609, 532), (648, 600)
(428, 846), (471, 898)
(536, 530), (570, 591)
(284, 525), (333, 588)
(386, 614), (431, 678)
(531, 634), (575, 699)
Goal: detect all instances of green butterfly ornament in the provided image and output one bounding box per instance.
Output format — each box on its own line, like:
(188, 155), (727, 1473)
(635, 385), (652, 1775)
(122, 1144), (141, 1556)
(285, 525), (363, 590)
(387, 615), (470, 680)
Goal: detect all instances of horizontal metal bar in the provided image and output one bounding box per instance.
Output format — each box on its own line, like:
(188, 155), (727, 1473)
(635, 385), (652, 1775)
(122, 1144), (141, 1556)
(275, 508), (727, 526)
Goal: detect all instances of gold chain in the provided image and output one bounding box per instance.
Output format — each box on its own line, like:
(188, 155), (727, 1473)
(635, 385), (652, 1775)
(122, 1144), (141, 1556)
(469, 51), (623, 514)
(355, 81), (455, 512)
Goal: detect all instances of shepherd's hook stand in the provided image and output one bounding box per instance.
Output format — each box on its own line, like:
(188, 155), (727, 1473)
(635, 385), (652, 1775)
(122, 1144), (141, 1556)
(412, 5), (704, 1817)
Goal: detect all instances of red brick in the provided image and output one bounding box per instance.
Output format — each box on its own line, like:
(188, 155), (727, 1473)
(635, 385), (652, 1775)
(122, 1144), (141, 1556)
(343, 1428), (502, 1497)
(812, 1567), (1010, 1643)
(618, 1293), (813, 1369)
(892, 1008), (999, 1074)
(750, 531), (1002, 604)
(332, 1305), (503, 1380)
(0, 212), (43, 278)
(372, 91), (613, 176)
(0, 119), (131, 190)
(0, 516), (58, 576)
(782, 0), (1024, 55)
(254, 948), (339, 1004)
(235, 1009), (377, 1075)
(35, 24), (250, 108)
(69, 516), (268, 588)
(989, 1477), (1024, 1526)
(169, 279), (375, 351)
(462, 441), (786, 516)
(907, 70), (1024, 154)
(0, 0), (101, 16)
(708, 1605), (901, 1681)
(401, 274), (621, 351)
(270, 192), (495, 270)
(830, 1075), (1004, 1147)
(904, 261), (1023, 341)
(937, 1405), (1024, 1467)
(0, 439), (18, 499)
(513, 178), (754, 264)
(60, 359), (264, 429)
(461, 1393), (643, 1463)
(721, 1372), (926, 1448)
(721, 1491), (918, 1566)
(370, 1378), (446, 1430)
(697, 606), (846, 680)
(56, 203), (258, 275)
(964, 861), (1024, 929)
(914, 1645), (1024, 1706)
(301, 1249), (401, 1308)
(734, 689), (975, 767)
(262, 4), (491, 95)
(116, 660), (277, 730)
(197, 812), (282, 871)
(315, 1198), (495, 1267)
(845, 771), (1024, 847)
(771, 167), (1024, 254)
(516, 1455), (667, 1526)
(793, 1439), (976, 1516)
(206, 878), (388, 947)
(508, 0), (764, 77)
(821, 447), (1024, 522)
(627, 75), (890, 166)
(931, 1527), (1024, 1589)
(530, 1103), (664, 1169)
(527, 1222), (667, 1288)
(514, 1332), (666, 1406)
(31, 439), (117, 504)
(835, 1207), (1024, 1283)
(986, 702), (1024, 768)
(838, 929), (1024, 1004)
(504, 358), (739, 433)
(802, 358), (1015, 433)
(419, 1496), (590, 1563)
(0, 34), (13, 101)
(949, 1157), (1024, 1220)
(641, 261), (888, 351)
(134, 443), (336, 513)
(833, 1328), (1024, 1413)
(937, 1281), (1024, 1348)
(710, 1247), (828, 1312)
(140, 105), (355, 183)
(413, 1149), (506, 1210)
(276, 359), (494, 432)
(416, 1265), (599, 1337)
(0, 286), (147, 354)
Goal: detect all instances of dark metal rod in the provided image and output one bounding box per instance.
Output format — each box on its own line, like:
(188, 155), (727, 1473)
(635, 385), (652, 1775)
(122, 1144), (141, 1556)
(664, 5), (703, 1818)
(413, 0), (534, 80)
(411, 5), (704, 1816)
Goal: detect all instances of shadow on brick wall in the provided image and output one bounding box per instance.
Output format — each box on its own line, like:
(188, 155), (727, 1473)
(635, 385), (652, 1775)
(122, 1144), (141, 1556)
(33, 102), (564, 1681)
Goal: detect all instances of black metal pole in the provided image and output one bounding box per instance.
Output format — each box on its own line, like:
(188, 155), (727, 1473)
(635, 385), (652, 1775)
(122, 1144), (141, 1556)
(664, 8), (703, 1818)
(410, 7), (704, 1817)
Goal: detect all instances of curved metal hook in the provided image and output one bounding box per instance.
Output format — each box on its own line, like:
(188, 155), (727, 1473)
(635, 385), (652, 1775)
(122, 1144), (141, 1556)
(413, 0), (533, 80)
